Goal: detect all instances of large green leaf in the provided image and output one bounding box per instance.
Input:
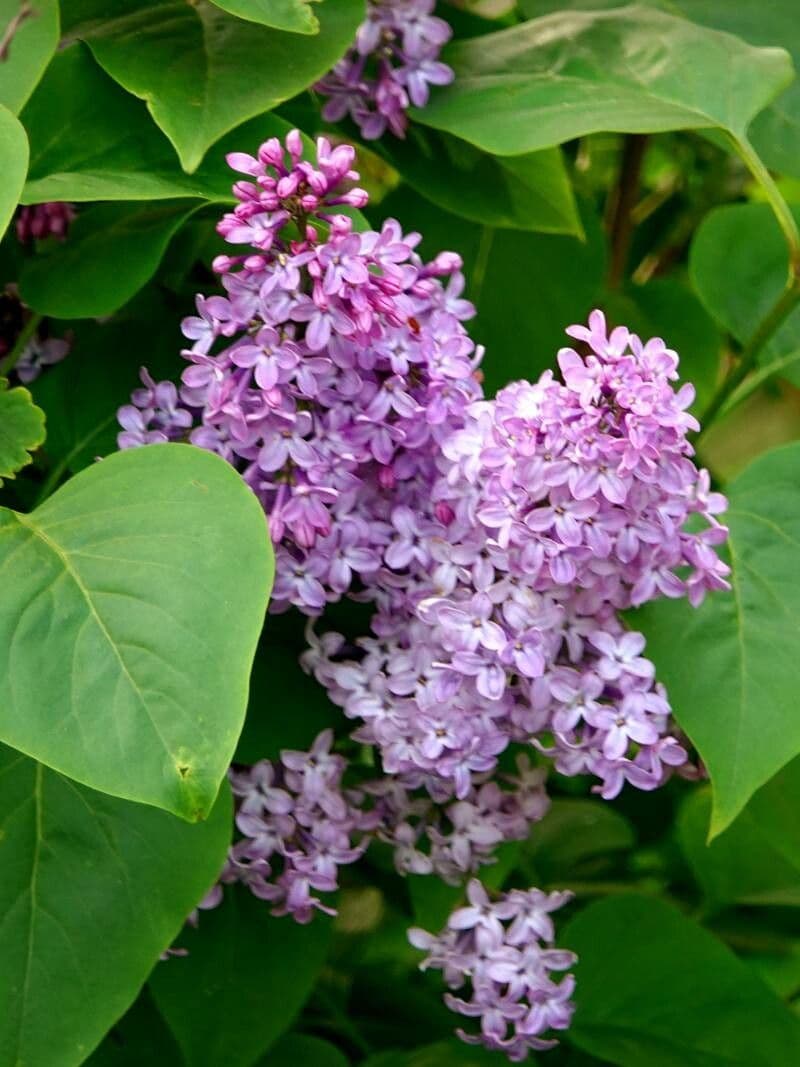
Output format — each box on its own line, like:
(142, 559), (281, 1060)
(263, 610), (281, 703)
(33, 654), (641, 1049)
(85, 989), (184, 1066)
(20, 46), (306, 205)
(72, 0), (365, 171)
(637, 442), (800, 836)
(0, 745), (232, 1067)
(30, 293), (182, 490)
(690, 202), (800, 382)
(521, 798), (635, 884)
(19, 201), (201, 318)
(0, 378), (46, 484)
(260, 1035), (348, 1067)
(208, 0), (320, 34)
(0, 0), (59, 114)
(149, 886), (333, 1067)
(415, 6), (792, 158)
(679, 764), (800, 912)
(0, 102), (28, 238)
(0, 444), (272, 820)
(363, 1042), (506, 1066)
(378, 128), (583, 236)
(563, 895), (800, 1065)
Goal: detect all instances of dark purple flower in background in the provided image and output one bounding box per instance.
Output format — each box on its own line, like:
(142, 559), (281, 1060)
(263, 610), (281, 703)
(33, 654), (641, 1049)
(316, 0), (454, 140)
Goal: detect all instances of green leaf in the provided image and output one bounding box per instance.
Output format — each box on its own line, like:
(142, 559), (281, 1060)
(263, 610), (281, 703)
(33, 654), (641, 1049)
(636, 442), (800, 836)
(258, 1034), (348, 1067)
(415, 6), (792, 158)
(235, 615), (336, 763)
(679, 768), (800, 912)
(377, 187), (606, 394)
(563, 894), (800, 1065)
(0, 378), (46, 484)
(378, 128), (583, 236)
(0, 444), (272, 820)
(0, 0), (59, 114)
(0, 102), (28, 238)
(84, 989), (184, 1066)
(20, 45), (308, 206)
(690, 202), (800, 382)
(73, 0), (365, 172)
(30, 293), (182, 489)
(208, 0), (320, 35)
(522, 798), (635, 883)
(362, 1041), (504, 1067)
(0, 745), (232, 1067)
(19, 201), (201, 318)
(149, 886), (332, 1067)
(666, 2), (800, 182)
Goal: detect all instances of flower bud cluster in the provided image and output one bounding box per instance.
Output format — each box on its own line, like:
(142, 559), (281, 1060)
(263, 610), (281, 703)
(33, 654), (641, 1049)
(316, 0), (454, 140)
(16, 202), (75, 244)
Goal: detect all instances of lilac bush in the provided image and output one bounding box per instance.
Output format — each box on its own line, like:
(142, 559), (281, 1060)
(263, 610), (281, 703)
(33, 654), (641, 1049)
(117, 130), (730, 1059)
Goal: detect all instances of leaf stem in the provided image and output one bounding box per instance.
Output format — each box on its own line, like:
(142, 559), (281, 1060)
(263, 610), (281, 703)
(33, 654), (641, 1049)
(470, 225), (495, 306)
(0, 313), (42, 377)
(698, 278), (800, 436)
(734, 136), (800, 277)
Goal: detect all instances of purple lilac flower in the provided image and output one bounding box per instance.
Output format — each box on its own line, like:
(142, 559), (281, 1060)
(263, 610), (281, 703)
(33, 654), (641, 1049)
(315, 0), (454, 140)
(14, 333), (70, 383)
(16, 202), (75, 244)
(409, 879), (576, 1060)
(118, 129), (482, 617)
(219, 730), (376, 923)
(307, 309), (729, 805)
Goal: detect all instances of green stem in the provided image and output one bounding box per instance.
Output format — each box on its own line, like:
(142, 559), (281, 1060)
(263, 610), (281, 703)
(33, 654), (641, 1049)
(698, 278), (800, 436)
(0, 313), (42, 377)
(733, 135), (800, 276)
(470, 225), (495, 306)
(718, 347), (800, 419)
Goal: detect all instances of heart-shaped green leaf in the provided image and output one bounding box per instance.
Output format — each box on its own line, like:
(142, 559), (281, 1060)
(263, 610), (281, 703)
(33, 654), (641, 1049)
(72, 0), (365, 172)
(377, 128), (583, 236)
(563, 894), (800, 1065)
(21, 46), (308, 206)
(0, 102), (28, 239)
(679, 763), (800, 912)
(208, 0), (320, 35)
(19, 201), (201, 318)
(149, 886), (333, 1067)
(637, 442), (800, 836)
(415, 5), (792, 158)
(0, 745), (231, 1067)
(0, 0), (59, 115)
(0, 378), (46, 484)
(690, 202), (800, 384)
(0, 443), (272, 820)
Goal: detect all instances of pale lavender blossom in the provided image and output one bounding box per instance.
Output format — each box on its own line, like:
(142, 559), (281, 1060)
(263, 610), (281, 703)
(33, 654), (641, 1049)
(409, 879), (576, 1060)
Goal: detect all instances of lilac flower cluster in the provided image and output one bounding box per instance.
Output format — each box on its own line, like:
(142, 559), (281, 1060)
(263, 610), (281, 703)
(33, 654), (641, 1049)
(363, 753), (549, 884)
(223, 730), (374, 923)
(118, 129), (483, 616)
(410, 880), (576, 1060)
(307, 310), (729, 805)
(120, 130), (730, 1059)
(316, 0), (453, 139)
(16, 202), (75, 244)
